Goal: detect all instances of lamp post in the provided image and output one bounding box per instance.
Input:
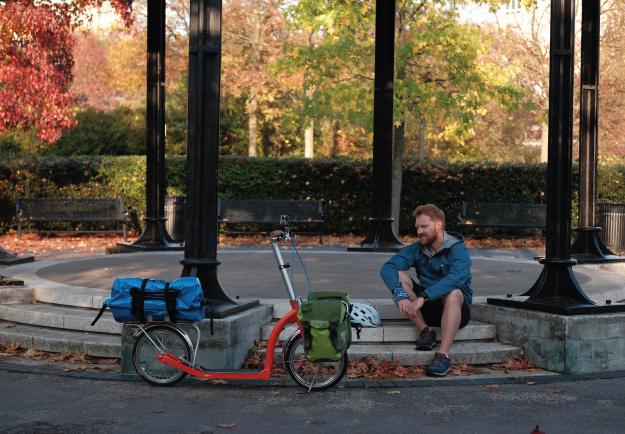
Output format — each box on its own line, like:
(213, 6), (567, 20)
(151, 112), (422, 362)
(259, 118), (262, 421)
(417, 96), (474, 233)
(349, 0), (404, 253)
(181, 0), (257, 317)
(487, 0), (625, 315)
(118, 0), (181, 252)
(570, 0), (625, 264)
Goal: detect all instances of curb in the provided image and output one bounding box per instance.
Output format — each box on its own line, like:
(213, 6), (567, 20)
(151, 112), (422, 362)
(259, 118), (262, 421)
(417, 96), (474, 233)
(2, 360), (625, 389)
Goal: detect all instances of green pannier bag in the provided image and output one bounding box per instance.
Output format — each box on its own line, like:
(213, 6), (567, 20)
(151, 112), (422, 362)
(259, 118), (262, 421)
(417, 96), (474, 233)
(297, 291), (352, 362)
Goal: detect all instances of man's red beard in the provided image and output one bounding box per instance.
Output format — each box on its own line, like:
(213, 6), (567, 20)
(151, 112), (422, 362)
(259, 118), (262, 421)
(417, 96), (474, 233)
(418, 233), (435, 246)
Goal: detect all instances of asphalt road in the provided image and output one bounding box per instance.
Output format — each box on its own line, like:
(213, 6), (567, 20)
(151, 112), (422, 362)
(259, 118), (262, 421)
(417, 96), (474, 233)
(1, 368), (624, 434)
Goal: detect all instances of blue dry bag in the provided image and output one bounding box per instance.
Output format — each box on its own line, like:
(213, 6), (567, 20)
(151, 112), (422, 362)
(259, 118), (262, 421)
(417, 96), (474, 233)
(91, 277), (205, 325)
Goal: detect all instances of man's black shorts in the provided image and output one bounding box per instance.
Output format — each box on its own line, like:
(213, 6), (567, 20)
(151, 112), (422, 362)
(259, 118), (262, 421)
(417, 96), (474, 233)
(410, 279), (471, 329)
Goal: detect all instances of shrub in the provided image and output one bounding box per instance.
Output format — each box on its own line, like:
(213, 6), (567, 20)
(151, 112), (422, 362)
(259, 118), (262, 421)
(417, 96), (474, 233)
(2, 156), (625, 234)
(49, 107), (145, 156)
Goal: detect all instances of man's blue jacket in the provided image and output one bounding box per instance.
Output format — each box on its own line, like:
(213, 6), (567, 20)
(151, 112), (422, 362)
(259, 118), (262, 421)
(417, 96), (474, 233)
(379, 232), (473, 304)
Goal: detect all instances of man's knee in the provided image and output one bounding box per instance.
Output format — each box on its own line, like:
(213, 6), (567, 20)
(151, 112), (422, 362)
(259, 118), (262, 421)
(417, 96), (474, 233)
(443, 289), (464, 307)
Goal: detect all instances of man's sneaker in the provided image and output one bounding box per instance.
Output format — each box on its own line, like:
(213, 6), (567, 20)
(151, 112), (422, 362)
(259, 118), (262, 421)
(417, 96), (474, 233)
(415, 327), (437, 351)
(426, 352), (451, 377)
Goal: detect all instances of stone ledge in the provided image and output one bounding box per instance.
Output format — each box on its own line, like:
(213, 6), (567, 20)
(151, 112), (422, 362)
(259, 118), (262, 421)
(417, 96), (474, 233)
(120, 304), (272, 373)
(472, 302), (625, 374)
(0, 303), (121, 334)
(0, 321), (120, 358)
(0, 287), (33, 304)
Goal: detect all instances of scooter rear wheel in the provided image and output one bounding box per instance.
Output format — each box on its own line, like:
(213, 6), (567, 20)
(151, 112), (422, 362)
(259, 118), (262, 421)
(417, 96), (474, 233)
(283, 329), (347, 391)
(132, 325), (191, 386)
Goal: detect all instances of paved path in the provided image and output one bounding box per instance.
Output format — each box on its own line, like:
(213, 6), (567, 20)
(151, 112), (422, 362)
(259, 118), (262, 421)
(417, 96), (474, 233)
(5, 247), (625, 302)
(0, 365), (624, 433)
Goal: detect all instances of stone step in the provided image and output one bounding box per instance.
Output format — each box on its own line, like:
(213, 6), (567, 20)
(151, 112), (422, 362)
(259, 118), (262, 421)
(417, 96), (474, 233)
(0, 321), (520, 366)
(0, 303), (121, 334)
(261, 341), (521, 366)
(267, 299), (405, 320)
(0, 321), (120, 358)
(31, 284), (108, 309)
(261, 320), (496, 343)
(0, 287), (33, 304)
(348, 341), (522, 365)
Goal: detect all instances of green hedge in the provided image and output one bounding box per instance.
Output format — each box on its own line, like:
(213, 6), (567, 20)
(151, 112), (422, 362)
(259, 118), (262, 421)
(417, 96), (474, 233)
(1, 156), (625, 234)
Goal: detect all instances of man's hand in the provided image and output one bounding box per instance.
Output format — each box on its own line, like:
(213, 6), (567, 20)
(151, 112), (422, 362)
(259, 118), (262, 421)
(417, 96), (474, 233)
(414, 296), (425, 311)
(397, 299), (412, 317)
(398, 297), (426, 318)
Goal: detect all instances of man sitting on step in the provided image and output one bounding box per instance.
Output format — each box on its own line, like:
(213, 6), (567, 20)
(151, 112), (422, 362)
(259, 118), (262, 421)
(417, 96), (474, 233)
(380, 203), (473, 377)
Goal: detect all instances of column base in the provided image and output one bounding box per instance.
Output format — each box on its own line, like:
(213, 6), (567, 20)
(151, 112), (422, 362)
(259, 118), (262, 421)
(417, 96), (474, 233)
(570, 226), (625, 264)
(116, 218), (183, 252)
(181, 258), (259, 318)
(0, 277), (25, 286)
(487, 295), (625, 315)
(0, 246), (34, 266)
(507, 258), (596, 311)
(348, 217), (405, 252)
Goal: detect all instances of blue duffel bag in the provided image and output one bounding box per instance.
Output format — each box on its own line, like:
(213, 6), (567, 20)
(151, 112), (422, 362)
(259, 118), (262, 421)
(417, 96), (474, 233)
(91, 277), (205, 325)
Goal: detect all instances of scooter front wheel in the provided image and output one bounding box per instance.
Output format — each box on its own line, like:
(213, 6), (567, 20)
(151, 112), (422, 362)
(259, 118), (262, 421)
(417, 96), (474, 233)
(283, 329), (347, 391)
(132, 325), (191, 386)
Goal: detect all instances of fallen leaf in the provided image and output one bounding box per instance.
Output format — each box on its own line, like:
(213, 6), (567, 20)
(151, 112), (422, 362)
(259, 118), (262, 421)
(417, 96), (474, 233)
(531, 425), (545, 434)
(485, 384), (500, 389)
(23, 348), (44, 358)
(386, 390), (401, 395)
(3, 342), (20, 353)
(527, 381), (537, 385)
(217, 422), (236, 429)
(492, 356), (534, 371)
(308, 420), (326, 426)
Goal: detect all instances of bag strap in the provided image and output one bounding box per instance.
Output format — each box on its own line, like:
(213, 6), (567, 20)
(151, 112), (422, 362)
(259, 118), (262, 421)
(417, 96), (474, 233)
(164, 282), (177, 322)
(90, 303), (107, 326)
(130, 279), (149, 323)
(302, 324), (312, 352)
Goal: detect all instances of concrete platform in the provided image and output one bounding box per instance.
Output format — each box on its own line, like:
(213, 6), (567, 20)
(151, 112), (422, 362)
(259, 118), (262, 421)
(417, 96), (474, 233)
(3, 248), (624, 307)
(3, 248), (616, 300)
(1, 247), (624, 370)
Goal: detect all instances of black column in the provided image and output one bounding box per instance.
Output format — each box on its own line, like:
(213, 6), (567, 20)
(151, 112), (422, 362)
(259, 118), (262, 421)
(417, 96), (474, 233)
(118, 0), (181, 251)
(181, 0), (257, 317)
(349, 0), (404, 253)
(487, 0), (625, 315)
(570, 0), (625, 263)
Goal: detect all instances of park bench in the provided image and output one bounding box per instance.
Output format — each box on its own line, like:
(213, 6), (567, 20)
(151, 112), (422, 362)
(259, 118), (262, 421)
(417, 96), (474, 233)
(16, 198), (129, 240)
(218, 199), (325, 243)
(458, 201), (546, 233)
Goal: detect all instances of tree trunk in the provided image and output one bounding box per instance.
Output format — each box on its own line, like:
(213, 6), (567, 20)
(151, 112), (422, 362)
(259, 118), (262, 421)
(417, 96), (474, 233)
(247, 5), (262, 158)
(247, 96), (258, 157)
(304, 120), (314, 158)
(391, 10), (407, 235)
(391, 120), (405, 234)
(261, 121), (271, 157)
(418, 115), (426, 165)
(331, 118), (340, 156)
(540, 122), (548, 163)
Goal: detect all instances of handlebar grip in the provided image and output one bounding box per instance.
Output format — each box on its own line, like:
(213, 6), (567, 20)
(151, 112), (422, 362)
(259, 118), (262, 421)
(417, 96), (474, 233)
(270, 230), (283, 239)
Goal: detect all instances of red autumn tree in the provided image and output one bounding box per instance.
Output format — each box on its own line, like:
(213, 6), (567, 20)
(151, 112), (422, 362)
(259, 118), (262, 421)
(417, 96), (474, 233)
(0, 0), (133, 143)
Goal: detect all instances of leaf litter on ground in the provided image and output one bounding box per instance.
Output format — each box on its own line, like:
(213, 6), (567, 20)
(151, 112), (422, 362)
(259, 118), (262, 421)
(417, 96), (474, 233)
(0, 232), (558, 261)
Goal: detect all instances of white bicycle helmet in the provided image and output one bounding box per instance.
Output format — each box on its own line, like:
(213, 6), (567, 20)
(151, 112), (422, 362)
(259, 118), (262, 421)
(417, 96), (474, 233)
(350, 303), (381, 328)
